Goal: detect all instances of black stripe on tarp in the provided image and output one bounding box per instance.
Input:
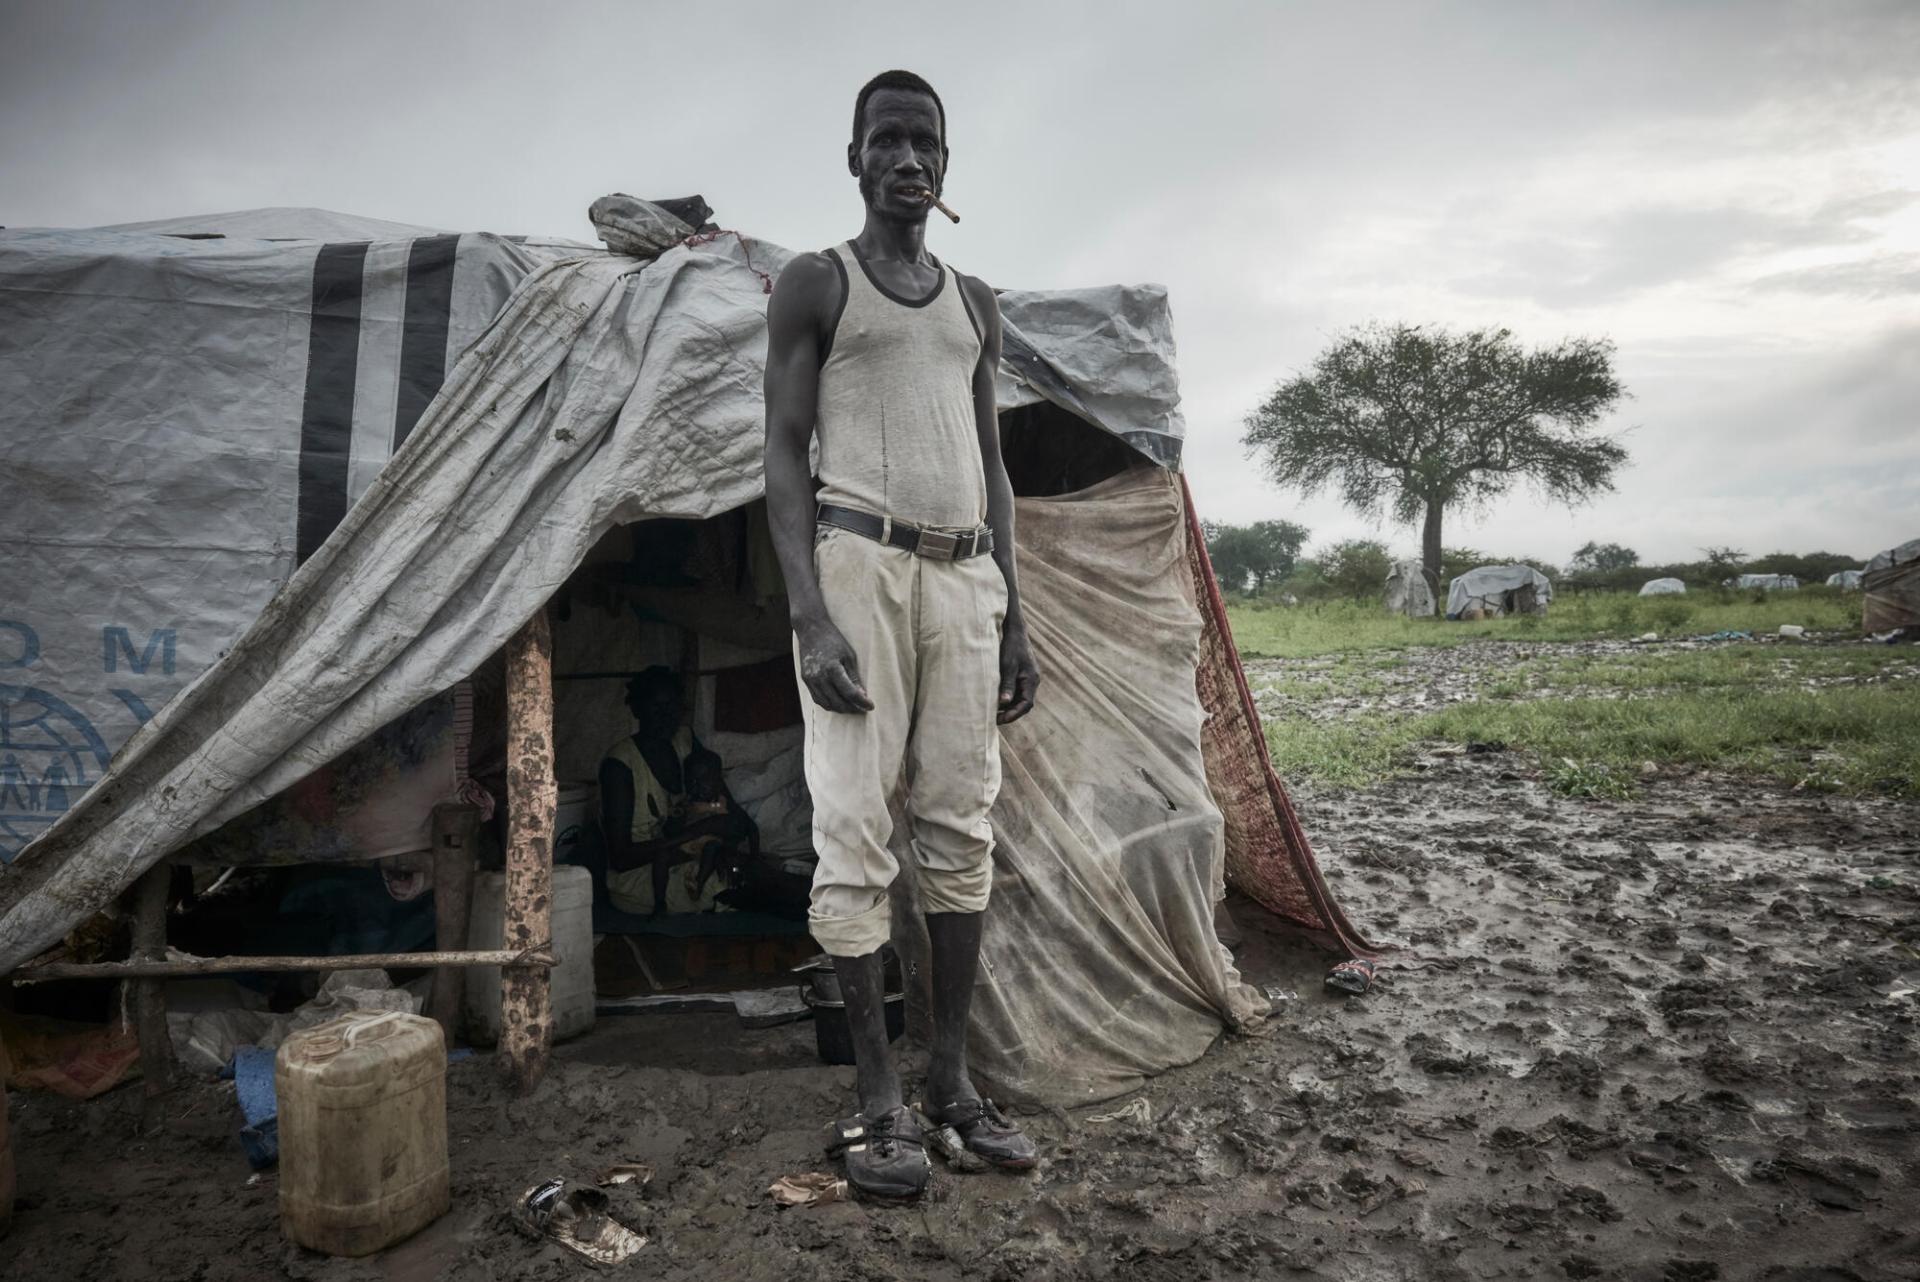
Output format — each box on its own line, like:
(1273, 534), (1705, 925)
(394, 233), (461, 448)
(295, 242), (370, 562)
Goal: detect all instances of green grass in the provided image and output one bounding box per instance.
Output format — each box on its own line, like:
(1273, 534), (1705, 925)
(1424, 686), (1920, 798)
(1227, 588), (1863, 659)
(1251, 615), (1920, 800)
(1263, 716), (1429, 791)
(1265, 684), (1920, 799)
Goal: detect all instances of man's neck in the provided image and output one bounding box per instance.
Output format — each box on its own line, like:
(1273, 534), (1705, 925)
(852, 209), (930, 264)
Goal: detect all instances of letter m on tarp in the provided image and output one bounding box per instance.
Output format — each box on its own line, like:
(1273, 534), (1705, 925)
(103, 627), (176, 675)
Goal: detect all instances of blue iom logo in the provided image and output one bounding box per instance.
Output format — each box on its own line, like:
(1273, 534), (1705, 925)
(0, 684), (114, 863)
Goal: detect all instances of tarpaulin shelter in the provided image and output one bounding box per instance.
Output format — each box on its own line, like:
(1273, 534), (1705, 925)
(1383, 561), (1436, 617)
(1826, 570), (1863, 590)
(0, 199), (1368, 1104)
(1732, 574), (1799, 590)
(1446, 564), (1553, 619)
(1864, 538), (1920, 632)
(1638, 578), (1686, 596)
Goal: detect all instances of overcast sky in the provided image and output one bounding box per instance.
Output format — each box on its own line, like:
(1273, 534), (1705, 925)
(4, 0), (1916, 567)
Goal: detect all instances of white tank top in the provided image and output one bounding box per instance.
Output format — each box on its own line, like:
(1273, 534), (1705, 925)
(813, 242), (988, 529)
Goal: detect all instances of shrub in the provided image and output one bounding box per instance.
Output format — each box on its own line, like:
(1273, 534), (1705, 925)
(1647, 599), (1694, 631)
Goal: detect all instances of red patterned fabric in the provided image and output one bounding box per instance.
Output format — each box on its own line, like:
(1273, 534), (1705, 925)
(1181, 476), (1375, 959)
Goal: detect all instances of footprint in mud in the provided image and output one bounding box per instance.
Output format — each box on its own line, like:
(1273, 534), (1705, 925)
(1663, 1262), (1721, 1281)
(1526, 1050), (1607, 1099)
(1750, 1152), (1879, 1212)
(1405, 1031), (1491, 1076)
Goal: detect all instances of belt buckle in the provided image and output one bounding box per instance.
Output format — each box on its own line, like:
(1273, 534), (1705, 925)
(917, 528), (960, 560)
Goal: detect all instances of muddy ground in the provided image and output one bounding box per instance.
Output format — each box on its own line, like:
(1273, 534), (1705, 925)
(7, 655), (1919, 1280)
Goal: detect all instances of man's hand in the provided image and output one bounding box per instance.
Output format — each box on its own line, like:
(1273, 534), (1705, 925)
(997, 625), (1039, 724)
(797, 620), (875, 714)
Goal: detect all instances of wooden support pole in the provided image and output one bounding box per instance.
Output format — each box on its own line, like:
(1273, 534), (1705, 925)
(500, 608), (556, 1095)
(128, 864), (177, 1102)
(13, 948), (552, 984)
(426, 802), (482, 1039)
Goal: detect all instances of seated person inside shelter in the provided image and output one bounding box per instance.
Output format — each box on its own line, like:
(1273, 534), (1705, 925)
(599, 666), (758, 917)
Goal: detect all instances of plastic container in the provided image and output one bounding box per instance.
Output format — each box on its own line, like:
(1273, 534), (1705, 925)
(465, 864), (595, 1045)
(553, 781), (597, 864)
(277, 1011), (448, 1257)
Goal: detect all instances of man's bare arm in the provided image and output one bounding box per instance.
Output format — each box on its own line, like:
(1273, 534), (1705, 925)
(764, 253), (874, 714)
(962, 274), (1039, 724)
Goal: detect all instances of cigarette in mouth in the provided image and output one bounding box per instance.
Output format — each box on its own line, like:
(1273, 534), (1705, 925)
(909, 187), (960, 223)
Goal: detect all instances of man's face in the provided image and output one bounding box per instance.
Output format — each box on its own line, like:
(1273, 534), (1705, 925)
(850, 88), (946, 220)
(628, 684), (681, 737)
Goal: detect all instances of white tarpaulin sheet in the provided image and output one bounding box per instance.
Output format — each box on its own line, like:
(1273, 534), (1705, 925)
(1383, 560), (1436, 617)
(0, 211), (1192, 983)
(0, 212), (1183, 870)
(1639, 577), (1687, 596)
(1446, 564), (1554, 617)
(0, 223), (538, 864)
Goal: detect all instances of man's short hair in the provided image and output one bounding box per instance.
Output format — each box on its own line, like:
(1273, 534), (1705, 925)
(851, 69), (946, 151)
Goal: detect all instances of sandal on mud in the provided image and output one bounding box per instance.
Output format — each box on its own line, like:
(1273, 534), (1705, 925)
(511, 1177), (648, 1265)
(1325, 958), (1377, 996)
(930, 1097), (1038, 1172)
(825, 1105), (931, 1203)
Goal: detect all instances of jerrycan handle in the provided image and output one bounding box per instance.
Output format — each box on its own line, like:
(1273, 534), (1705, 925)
(343, 1010), (407, 1047)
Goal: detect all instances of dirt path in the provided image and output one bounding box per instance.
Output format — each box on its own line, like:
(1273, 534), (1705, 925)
(7, 763), (1917, 1280)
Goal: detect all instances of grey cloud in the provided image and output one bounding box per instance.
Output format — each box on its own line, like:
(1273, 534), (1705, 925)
(1451, 200), (1895, 307)
(1754, 252), (1920, 299)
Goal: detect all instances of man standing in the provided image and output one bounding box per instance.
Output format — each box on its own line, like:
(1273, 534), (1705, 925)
(763, 69), (1040, 1201)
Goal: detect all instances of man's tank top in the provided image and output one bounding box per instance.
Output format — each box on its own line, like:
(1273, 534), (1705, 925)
(813, 242), (988, 530)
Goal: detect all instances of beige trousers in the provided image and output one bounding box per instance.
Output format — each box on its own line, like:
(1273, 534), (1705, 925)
(798, 526), (1007, 957)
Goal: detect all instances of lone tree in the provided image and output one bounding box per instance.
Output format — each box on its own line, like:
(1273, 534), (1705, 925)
(1243, 324), (1628, 592)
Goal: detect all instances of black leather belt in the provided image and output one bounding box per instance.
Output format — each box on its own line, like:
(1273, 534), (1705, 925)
(816, 503), (995, 561)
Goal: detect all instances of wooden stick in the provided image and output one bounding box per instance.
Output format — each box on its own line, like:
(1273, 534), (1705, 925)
(426, 801), (482, 1039)
(13, 947), (553, 984)
(500, 608), (556, 1095)
(128, 865), (177, 1101)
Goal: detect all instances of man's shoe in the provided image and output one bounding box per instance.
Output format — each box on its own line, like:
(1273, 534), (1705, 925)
(825, 1105), (931, 1203)
(930, 1097), (1038, 1171)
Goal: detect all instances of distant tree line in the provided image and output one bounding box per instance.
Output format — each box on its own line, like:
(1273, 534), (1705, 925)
(1203, 524), (1862, 602)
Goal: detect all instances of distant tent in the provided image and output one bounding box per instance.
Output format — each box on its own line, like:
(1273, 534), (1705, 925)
(1864, 538), (1920, 632)
(1446, 565), (1553, 619)
(1825, 570), (1864, 590)
(1638, 577), (1687, 596)
(1383, 560), (1435, 617)
(1733, 574), (1798, 590)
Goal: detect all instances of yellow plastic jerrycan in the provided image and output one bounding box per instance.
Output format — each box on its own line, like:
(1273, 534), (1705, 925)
(276, 1010), (449, 1256)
